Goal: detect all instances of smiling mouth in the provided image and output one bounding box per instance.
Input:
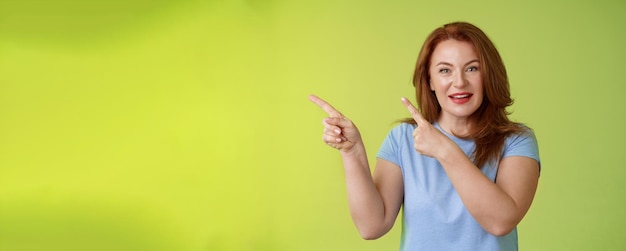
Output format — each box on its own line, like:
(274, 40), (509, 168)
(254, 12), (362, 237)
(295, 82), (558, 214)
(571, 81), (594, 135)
(449, 93), (472, 99)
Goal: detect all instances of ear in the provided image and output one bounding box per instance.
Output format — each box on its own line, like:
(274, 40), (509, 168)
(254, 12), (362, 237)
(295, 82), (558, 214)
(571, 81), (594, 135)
(429, 78), (435, 91)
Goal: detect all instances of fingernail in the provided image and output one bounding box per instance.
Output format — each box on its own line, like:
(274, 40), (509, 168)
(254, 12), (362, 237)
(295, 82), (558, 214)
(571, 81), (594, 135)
(334, 129), (341, 134)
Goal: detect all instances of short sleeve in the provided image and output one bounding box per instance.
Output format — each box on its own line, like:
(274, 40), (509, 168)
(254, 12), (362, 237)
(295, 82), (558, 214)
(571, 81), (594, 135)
(502, 128), (541, 170)
(376, 123), (411, 167)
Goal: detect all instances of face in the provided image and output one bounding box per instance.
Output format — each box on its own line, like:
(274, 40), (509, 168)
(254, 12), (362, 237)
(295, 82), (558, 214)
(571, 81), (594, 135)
(428, 39), (483, 122)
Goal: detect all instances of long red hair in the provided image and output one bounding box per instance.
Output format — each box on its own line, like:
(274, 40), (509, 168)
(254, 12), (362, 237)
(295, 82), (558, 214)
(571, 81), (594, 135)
(406, 22), (525, 168)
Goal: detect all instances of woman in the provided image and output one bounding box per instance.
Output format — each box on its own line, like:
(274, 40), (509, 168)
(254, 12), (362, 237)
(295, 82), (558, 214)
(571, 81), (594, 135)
(309, 22), (540, 250)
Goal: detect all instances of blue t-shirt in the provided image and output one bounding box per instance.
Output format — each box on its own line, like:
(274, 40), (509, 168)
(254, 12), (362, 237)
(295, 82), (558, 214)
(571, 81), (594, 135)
(377, 122), (540, 251)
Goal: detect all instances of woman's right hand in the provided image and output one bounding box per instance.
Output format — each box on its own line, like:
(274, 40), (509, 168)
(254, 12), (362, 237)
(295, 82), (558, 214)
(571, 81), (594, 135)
(308, 95), (362, 154)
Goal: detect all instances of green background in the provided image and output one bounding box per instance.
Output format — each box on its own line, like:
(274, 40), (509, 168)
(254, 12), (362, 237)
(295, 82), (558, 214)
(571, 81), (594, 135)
(1, 0), (624, 250)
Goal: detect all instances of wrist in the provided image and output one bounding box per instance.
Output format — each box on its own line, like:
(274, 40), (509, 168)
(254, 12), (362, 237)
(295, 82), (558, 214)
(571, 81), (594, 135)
(340, 142), (365, 158)
(435, 140), (463, 164)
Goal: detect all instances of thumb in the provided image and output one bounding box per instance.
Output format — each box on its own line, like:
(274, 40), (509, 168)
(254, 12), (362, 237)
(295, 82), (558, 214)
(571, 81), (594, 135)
(401, 97), (427, 125)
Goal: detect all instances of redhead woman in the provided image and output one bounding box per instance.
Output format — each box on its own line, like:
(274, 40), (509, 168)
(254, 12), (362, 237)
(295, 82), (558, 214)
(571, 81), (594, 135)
(309, 22), (540, 251)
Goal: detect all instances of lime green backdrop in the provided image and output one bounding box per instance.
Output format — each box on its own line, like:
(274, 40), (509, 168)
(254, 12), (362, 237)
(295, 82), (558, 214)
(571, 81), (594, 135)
(1, 0), (624, 250)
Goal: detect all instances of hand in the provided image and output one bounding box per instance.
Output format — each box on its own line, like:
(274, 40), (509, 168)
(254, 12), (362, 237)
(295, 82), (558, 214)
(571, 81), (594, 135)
(401, 97), (453, 159)
(309, 95), (362, 153)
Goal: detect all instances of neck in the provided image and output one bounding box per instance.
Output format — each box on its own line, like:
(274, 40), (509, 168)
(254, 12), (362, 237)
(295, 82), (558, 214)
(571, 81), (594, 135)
(437, 116), (472, 138)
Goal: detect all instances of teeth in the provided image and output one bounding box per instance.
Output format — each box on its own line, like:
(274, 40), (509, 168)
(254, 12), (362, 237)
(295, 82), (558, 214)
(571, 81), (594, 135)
(451, 94), (470, 98)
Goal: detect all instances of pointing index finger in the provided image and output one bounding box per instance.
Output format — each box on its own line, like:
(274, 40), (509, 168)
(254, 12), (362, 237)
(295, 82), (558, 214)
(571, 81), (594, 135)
(401, 97), (427, 125)
(308, 94), (343, 118)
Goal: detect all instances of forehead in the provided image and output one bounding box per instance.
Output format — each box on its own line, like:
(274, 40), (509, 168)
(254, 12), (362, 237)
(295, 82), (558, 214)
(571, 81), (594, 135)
(430, 39), (478, 63)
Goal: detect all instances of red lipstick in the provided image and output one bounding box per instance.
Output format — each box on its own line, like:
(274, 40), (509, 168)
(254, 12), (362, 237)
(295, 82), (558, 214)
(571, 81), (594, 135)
(449, 92), (473, 104)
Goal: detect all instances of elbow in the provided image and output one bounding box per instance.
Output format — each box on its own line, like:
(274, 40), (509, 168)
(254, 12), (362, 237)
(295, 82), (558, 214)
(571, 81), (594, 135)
(481, 213), (523, 237)
(488, 227), (514, 237)
(359, 230), (384, 240)
(357, 226), (389, 240)
(484, 223), (516, 237)
(353, 216), (394, 240)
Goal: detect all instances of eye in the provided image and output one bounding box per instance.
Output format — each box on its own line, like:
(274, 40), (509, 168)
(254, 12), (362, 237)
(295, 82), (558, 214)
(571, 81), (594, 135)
(439, 68), (450, 73)
(466, 66), (479, 72)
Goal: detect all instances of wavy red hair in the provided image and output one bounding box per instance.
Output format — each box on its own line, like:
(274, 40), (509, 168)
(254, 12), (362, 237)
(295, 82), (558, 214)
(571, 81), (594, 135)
(406, 22), (525, 168)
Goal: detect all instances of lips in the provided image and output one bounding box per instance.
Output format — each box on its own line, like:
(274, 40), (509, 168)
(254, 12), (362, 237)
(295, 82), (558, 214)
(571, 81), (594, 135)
(449, 92), (473, 104)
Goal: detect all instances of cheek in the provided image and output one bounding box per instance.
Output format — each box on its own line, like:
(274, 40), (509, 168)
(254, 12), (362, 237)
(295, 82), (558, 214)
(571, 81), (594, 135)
(429, 77), (447, 93)
(474, 80), (484, 97)
(430, 83), (448, 102)
(470, 75), (483, 87)
(465, 74), (482, 90)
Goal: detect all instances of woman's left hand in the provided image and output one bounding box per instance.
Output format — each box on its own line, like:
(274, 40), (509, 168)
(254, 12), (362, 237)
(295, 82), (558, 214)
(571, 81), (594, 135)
(401, 97), (456, 159)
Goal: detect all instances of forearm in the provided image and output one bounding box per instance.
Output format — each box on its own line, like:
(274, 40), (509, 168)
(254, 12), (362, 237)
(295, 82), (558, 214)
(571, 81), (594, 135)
(437, 148), (521, 236)
(308, 95), (399, 238)
(339, 144), (389, 239)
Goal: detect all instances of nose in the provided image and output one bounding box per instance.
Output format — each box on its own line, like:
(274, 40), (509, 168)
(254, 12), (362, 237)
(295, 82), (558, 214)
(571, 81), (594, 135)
(452, 71), (467, 88)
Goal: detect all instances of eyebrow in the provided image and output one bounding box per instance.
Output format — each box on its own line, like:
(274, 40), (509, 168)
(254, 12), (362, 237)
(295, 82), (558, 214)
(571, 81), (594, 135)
(435, 59), (480, 67)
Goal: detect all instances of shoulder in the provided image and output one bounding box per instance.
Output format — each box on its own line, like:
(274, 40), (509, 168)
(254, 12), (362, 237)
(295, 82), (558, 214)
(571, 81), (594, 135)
(391, 122), (416, 133)
(377, 123), (416, 165)
(379, 123), (415, 150)
(505, 125), (538, 146)
(502, 124), (540, 163)
(386, 122), (416, 139)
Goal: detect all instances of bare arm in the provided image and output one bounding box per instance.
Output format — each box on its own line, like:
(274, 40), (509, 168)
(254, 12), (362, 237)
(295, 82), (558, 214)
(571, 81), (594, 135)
(438, 149), (539, 236)
(342, 147), (404, 239)
(309, 95), (404, 239)
(401, 97), (539, 236)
